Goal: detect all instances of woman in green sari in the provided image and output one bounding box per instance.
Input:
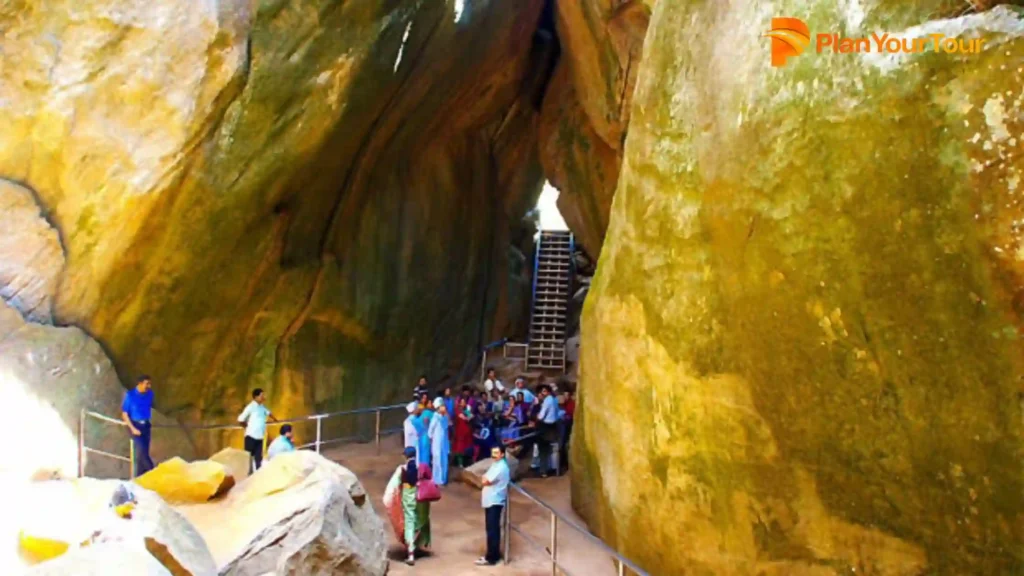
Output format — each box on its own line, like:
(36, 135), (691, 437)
(398, 447), (431, 565)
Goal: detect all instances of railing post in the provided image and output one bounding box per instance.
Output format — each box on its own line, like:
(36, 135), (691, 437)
(129, 436), (136, 479)
(262, 433), (269, 464)
(315, 416), (323, 454)
(78, 409), (86, 478)
(481, 349), (487, 383)
(550, 512), (558, 576)
(618, 559), (626, 576)
(374, 410), (381, 455)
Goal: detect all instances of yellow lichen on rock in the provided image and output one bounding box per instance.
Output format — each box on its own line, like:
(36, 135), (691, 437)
(574, 2), (1024, 574)
(17, 533), (70, 565)
(135, 458), (233, 504)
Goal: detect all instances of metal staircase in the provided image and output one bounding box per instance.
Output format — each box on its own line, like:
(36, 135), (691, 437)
(527, 230), (574, 371)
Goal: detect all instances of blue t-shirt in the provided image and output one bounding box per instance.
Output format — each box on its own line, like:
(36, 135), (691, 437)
(482, 458), (510, 508)
(121, 388), (154, 422)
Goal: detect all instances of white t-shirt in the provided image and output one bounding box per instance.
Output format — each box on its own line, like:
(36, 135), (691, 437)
(238, 401), (271, 440)
(484, 378), (505, 393)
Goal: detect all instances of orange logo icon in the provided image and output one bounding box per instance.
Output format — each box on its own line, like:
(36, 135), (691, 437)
(766, 18), (810, 67)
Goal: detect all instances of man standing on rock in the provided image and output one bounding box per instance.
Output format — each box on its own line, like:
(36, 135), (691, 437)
(238, 388), (277, 472)
(476, 445), (510, 567)
(121, 375), (155, 477)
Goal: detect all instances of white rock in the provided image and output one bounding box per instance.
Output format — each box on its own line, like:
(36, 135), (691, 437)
(177, 451), (387, 576)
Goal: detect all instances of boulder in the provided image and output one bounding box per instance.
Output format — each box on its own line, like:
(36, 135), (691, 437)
(460, 455), (522, 489)
(9, 478), (216, 575)
(26, 542), (173, 576)
(176, 451), (386, 576)
(0, 179), (63, 323)
(210, 448), (251, 483)
(135, 458), (234, 505)
(574, 3), (1024, 575)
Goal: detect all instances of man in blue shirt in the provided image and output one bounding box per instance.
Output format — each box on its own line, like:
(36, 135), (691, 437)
(120, 375), (155, 477)
(476, 445), (510, 566)
(535, 384), (560, 478)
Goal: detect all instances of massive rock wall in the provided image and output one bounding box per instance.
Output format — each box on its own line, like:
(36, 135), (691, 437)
(539, 0), (649, 257)
(574, 2), (1024, 574)
(0, 0), (549, 430)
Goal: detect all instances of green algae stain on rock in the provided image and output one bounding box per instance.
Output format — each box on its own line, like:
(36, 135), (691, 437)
(574, 2), (1024, 575)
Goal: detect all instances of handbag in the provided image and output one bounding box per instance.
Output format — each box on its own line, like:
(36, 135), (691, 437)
(416, 464), (442, 502)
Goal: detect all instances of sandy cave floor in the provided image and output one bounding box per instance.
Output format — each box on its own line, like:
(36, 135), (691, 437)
(323, 437), (623, 576)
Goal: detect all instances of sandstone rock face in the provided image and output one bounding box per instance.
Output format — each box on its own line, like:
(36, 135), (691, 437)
(0, 0), (548, 436)
(10, 478), (216, 575)
(177, 451), (386, 576)
(540, 0), (650, 256)
(574, 3), (1024, 575)
(210, 448), (251, 483)
(0, 300), (195, 479)
(461, 454), (522, 489)
(136, 457), (234, 504)
(0, 180), (63, 324)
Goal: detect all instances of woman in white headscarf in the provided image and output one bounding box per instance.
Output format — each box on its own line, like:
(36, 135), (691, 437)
(428, 397), (450, 485)
(403, 402), (420, 457)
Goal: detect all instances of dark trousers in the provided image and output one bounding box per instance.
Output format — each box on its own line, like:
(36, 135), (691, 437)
(561, 420), (573, 471)
(131, 420), (154, 477)
(244, 435), (263, 471)
(537, 423), (557, 475)
(485, 505), (504, 564)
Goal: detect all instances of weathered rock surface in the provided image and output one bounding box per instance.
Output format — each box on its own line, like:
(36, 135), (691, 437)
(0, 0), (549, 437)
(0, 180), (63, 323)
(460, 454), (522, 489)
(136, 457), (233, 504)
(10, 478), (216, 575)
(26, 542), (173, 576)
(0, 300), (195, 479)
(539, 0), (650, 256)
(574, 3), (1024, 575)
(177, 451), (386, 576)
(210, 448), (251, 483)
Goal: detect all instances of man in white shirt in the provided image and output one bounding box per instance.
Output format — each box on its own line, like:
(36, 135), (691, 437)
(475, 445), (510, 566)
(509, 377), (535, 404)
(483, 368), (505, 394)
(238, 388), (277, 471)
(535, 385), (559, 478)
(267, 424), (295, 460)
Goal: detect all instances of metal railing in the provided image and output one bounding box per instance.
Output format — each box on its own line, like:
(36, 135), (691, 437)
(480, 338), (529, 383)
(505, 482), (649, 576)
(78, 403), (408, 479)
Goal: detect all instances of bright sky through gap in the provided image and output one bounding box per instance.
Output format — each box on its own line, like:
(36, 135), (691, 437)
(537, 181), (568, 231)
(454, 0), (465, 23)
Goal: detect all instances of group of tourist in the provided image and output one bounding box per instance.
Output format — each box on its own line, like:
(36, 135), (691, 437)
(394, 371), (575, 566)
(120, 376), (296, 477)
(119, 370), (556, 568)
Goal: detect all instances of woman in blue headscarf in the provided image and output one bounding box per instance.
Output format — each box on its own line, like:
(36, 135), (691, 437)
(428, 397), (450, 485)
